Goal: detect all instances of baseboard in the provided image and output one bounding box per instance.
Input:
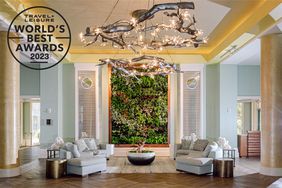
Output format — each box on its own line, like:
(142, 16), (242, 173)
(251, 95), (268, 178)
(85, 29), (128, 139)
(260, 166), (282, 176)
(0, 167), (20, 178)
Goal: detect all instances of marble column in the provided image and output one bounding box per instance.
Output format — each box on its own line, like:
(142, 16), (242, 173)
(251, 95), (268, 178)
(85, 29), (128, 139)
(0, 32), (20, 177)
(260, 33), (282, 176)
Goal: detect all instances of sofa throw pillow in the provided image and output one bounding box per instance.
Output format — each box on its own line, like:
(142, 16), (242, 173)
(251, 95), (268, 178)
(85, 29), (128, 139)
(63, 142), (73, 151)
(210, 142), (219, 151)
(84, 138), (98, 151)
(74, 139), (89, 152)
(202, 145), (212, 157)
(71, 144), (80, 158)
(181, 139), (191, 150)
(193, 139), (209, 151)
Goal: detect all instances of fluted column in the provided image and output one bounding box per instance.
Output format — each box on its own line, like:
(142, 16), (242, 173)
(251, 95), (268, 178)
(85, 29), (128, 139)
(260, 33), (282, 176)
(0, 32), (20, 177)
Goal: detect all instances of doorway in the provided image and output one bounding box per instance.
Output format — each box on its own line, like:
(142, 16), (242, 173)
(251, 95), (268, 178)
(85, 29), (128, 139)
(20, 99), (40, 147)
(237, 98), (261, 135)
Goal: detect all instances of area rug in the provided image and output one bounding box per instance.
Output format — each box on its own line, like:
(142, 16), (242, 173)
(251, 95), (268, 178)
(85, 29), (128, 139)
(104, 157), (179, 173)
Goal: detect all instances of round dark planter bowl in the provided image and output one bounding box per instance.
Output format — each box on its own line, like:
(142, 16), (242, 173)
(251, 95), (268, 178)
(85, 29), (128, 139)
(127, 152), (155, 165)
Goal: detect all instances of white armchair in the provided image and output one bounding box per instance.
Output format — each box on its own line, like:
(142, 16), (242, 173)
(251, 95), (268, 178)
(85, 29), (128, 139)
(97, 143), (114, 159)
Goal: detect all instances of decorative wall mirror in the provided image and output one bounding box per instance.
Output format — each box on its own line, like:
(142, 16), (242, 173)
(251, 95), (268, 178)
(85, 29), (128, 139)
(186, 78), (198, 89)
(81, 77), (93, 89)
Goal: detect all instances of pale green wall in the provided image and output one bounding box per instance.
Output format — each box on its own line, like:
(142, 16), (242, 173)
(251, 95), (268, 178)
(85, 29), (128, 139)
(40, 64), (77, 146)
(206, 64), (238, 147)
(205, 64), (220, 142)
(62, 64), (75, 142)
(20, 66), (40, 96)
(238, 65), (260, 96)
(219, 65), (238, 147)
(40, 65), (62, 146)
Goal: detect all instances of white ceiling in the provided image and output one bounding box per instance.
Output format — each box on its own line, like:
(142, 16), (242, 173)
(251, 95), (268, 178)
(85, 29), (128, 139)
(222, 17), (282, 66)
(222, 39), (260, 65)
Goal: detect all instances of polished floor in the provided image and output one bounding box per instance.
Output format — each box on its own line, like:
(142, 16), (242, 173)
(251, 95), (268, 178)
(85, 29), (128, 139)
(0, 147), (279, 188)
(0, 168), (279, 188)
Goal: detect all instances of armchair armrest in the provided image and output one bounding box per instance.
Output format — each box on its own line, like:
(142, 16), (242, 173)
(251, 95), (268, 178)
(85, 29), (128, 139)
(98, 144), (115, 158)
(99, 143), (106, 150)
(59, 149), (72, 159)
(208, 148), (223, 159)
(174, 144), (182, 159)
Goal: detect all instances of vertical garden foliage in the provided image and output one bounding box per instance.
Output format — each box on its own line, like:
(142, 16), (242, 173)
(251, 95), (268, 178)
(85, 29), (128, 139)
(111, 70), (168, 144)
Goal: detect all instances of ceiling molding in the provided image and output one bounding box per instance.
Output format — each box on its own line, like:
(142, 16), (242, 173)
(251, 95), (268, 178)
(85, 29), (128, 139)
(0, 0), (281, 64)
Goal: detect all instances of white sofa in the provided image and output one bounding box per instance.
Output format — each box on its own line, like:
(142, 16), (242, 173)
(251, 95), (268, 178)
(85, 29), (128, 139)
(176, 157), (213, 175)
(59, 138), (114, 176)
(68, 155), (107, 176)
(175, 139), (223, 175)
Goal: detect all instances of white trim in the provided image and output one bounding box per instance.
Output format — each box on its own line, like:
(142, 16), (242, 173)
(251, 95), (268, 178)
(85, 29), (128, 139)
(75, 67), (79, 140)
(20, 96), (40, 101)
(74, 63), (96, 70)
(180, 73), (184, 140)
(237, 96), (261, 101)
(180, 64), (204, 139)
(74, 63), (99, 140)
(95, 67), (100, 140)
(0, 167), (20, 178)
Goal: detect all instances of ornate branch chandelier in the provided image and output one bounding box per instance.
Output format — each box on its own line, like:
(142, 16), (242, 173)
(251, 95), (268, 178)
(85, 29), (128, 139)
(80, 1), (206, 77)
(99, 55), (182, 79)
(80, 1), (206, 51)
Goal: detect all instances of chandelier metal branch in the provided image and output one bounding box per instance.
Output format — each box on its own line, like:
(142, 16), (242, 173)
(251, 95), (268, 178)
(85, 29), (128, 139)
(98, 55), (182, 79)
(80, 1), (207, 51)
(80, 1), (206, 78)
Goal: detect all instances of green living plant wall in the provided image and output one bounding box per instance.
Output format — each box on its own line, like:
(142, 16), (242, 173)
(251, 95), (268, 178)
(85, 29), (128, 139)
(111, 70), (168, 144)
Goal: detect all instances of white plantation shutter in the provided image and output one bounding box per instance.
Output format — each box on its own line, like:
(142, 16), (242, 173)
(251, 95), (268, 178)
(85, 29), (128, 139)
(78, 71), (96, 138)
(182, 71), (201, 137)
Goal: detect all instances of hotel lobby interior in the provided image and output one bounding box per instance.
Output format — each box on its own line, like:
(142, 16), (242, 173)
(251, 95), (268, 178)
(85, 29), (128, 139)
(0, 0), (282, 187)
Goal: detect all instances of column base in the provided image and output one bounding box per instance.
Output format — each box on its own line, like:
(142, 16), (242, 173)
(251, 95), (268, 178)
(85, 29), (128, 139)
(0, 167), (20, 178)
(260, 165), (282, 176)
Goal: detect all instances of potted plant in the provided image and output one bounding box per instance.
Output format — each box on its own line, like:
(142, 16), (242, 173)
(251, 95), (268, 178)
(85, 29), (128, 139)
(127, 139), (155, 165)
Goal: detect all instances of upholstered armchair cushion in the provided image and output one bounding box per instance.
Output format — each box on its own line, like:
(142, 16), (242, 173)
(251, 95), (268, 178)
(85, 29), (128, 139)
(202, 141), (218, 157)
(193, 139), (209, 151)
(75, 139), (89, 152)
(71, 144), (81, 158)
(176, 150), (190, 156)
(181, 139), (191, 150)
(84, 138), (98, 150)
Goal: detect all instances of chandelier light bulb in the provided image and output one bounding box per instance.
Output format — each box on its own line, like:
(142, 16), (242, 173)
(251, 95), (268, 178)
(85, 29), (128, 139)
(130, 17), (137, 25)
(138, 34), (143, 42)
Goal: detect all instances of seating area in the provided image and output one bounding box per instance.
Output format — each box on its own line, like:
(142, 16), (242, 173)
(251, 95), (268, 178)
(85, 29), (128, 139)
(0, 0), (282, 187)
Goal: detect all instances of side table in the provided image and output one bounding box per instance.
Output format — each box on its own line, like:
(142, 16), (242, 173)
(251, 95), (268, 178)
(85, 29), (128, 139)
(47, 149), (60, 159)
(213, 158), (233, 178)
(46, 159), (67, 179)
(223, 149), (236, 166)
